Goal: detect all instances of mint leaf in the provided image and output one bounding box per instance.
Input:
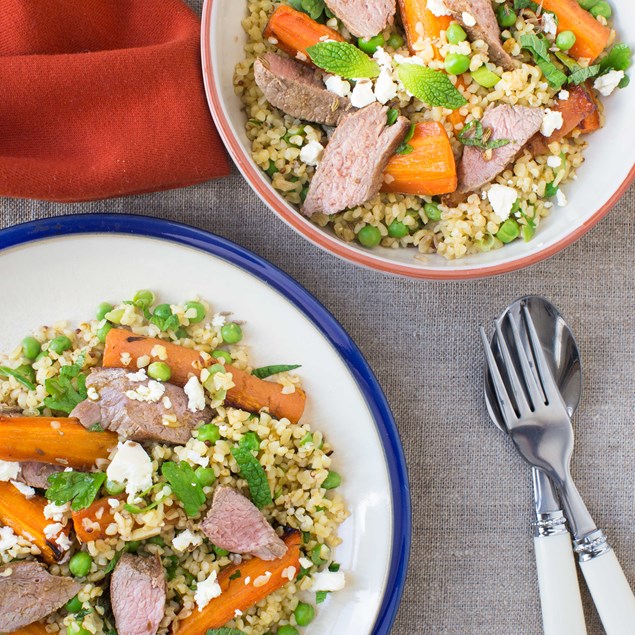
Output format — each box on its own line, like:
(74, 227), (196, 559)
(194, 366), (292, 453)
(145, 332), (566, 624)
(0, 366), (36, 391)
(307, 42), (380, 79)
(43, 357), (87, 414)
(45, 470), (106, 511)
(252, 364), (301, 379)
(535, 58), (568, 89)
(554, 51), (578, 72)
(519, 34), (550, 61)
(600, 43), (632, 73)
(568, 64), (601, 85)
(161, 462), (206, 517)
(104, 550), (123, 574)
(89, 423), (104, 432)
(302, 0), (325, 20)
(231, 446), (273, 509)
(519, 34), (567, 89)
(514, 0), (539, 10)
(397, 64), (467, 110)
(316, 590), (329, 604)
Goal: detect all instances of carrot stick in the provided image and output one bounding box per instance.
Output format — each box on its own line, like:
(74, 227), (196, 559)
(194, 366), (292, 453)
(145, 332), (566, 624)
(71, 495), (120, 543)
(11, 622), (50, 635)
(103, 329), (306, 424)
(382, 122), (457, 196)
(0, 481), (71, 564)
(541, 0), (611, 62)
(175, 530), (301, 635)
(0, 417), (117, 470)
(578, 82), (602, 133)
(263, 5), (344, 63)
(398, 0), (452, 57)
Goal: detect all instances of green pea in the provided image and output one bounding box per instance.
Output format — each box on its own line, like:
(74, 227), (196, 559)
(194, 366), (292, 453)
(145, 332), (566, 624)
(240, 431), (261, 452)
(148, 535), (165, 546)
(65, 596), (83, 613)
(185, 301), (206, 324)
(446, 22), (467, 44)
(69, 551), (92, 577)
(322, 470), (342, 490)
(387, 33), (404, 49)
(125, 540), (141, 553)
(277, 626), (299, 635)
(97, 322), (112, 344)
(175, 327), (189, 339)
(357, 225), (382, 248)
(67, 625), (91, 635)
(424, 202), (442, 222)
(132, 290), (155, 309)
(147, 361), (172, 382)
(49, 336), (72, 354)
(357, 34), (384, 55)
(221, 322), (243, 344)
(294, 602), (315, 626)
(311, 543), (326, 566)
(212, 350), (232, 365)
(387, 220), (409, 238)
(195, 466), (216, 487)
(578, 0), (600, 8)
(590, 1), (611, 18)
(197, 423), (221, 443)
(444, 53), (470, 75)
(471, 65), (501, 88)
(22, 336), (41, 360)
(35, 350), (49, 362)
(96, 302), (113, 320)
(556, 30), (576, 51)
(104, 308), (125, 325)
(153, 304), (172, 319)
(496, 5), (517, 28)
(496, 218), (520, 244)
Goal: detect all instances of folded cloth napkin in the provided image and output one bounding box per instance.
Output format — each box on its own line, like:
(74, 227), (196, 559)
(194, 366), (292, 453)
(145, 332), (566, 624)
(0, 0), (230, 202)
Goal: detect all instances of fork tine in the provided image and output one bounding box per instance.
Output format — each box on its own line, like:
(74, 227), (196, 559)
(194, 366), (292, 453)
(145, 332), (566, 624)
(480, 326), (518, 426)
(508, 312), (545, 407)
(521, 304), (562, 404)
(494, 320), (532, 416)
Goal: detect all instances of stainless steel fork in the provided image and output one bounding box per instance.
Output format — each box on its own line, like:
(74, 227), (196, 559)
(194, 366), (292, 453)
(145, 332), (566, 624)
(481, 303), (635, 635)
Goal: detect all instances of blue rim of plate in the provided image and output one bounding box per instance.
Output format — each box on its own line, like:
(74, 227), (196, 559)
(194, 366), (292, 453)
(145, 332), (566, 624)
(0, 213), (411, 635)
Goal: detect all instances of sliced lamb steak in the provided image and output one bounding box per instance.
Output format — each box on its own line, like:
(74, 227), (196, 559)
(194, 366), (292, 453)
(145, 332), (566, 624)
(325, 0), (396, 38)
(17, 462), (64, 489)
(444, 0), (519, 71)
(254, 53), (353, 127)
(70, 368), (211, 444)
(0, 561), (81, 631)
(302, 103), (410, 216)
(110, 554), (166, 635)
(200, 486), (287, 561)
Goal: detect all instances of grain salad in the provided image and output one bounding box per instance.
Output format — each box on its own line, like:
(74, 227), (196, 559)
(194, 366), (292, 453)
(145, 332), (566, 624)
(0, 291), (348, 635)
(235, 0), (630, 259)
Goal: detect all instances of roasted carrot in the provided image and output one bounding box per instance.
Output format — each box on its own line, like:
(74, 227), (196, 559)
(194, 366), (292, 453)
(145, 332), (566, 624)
(0, 417), (117, 470)
(175, 530), (301, 635)
(103, 329), (306, 423)
(527, 85), (597, 155)
(0, 481), (71, 564)
(578, 82), (602, 133)
(541, 0), (611, 62)
(382, 122), (457, 196)
(398, 0), (452, 57)
(71, 495), (120, 543)
(11, 622), (50, 635)
(263, 5), (344, 63)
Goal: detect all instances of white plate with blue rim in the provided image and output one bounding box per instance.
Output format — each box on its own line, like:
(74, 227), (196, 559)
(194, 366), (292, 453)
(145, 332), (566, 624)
(0, 214), (410, 635)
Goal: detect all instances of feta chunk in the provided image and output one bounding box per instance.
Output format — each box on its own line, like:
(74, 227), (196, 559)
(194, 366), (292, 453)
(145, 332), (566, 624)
(125, 380), (166, 403)
(0, 460), (20, 482)
(172, 529), (203, 552)
(127, 369), (148, 383)
(594, 70), (625, 97)
(540, 109), (564, 137)
(558, 89), (570, 101)
(106, 441), (153, 496)
(372, 46), (393, 68)
(324, 75), (351, 97)
(0, 526), (18, 551)
(462, 12), (476, 27)
(11, 480), (35, 498)
(184, 376), (206, 412)
(194, 570), (222, 610)
(427, 0), (451, 17)
(374, 67), (398, 104)
(556, 188), (568, 207)
(311, 570), (346, 592)
(487, 185), (518, 221)
(350, 79), (376, 108)
(300, 140), (325, 166)
(547, 155), (562, 168)
(542, 12), (557, 37)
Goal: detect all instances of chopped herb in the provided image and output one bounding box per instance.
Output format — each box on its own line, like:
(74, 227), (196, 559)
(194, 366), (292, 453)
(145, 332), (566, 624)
(316, 590), (330, 604)
(386, 108), (399, 125)
(568, 64), (601, 85)
(161, 462), (206, 517)
(251, 364), (301, 379)
(74, 608), (93, 619)
(230, 446), (273, 509)
(599, 43), (632, 73)
(545, 181), (559, 198)
(554, 51), (578, 72)
(397, 64), (467, 110)
(296, 566), (310, 581)
(514, 0), (539, 11)
(395, 143), (414, 155)
(306, 42), (380, 79)
(519, 34), (567, 89)
(458, 120), (511, 151)
(0, 366), (36, 391)
(88, 423), (104, 432)
(124, 498), (163, 514)
(288, 0), (326, 21)
(229, 570), (242, 581)
(328, 562), (341, 572)
(104, 550), (123, 574)
(43, 357), (87, 414)
(45, 470), (107, 511)
(302, 531), (312, 544)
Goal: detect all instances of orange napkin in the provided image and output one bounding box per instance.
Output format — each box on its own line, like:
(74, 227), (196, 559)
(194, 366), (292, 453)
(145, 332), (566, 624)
(0, 0), (230, 202)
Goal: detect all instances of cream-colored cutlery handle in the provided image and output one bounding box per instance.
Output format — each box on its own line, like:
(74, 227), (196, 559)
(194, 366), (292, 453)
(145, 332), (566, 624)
(579, 549), (635, 635)
(534, 533), (587, 635)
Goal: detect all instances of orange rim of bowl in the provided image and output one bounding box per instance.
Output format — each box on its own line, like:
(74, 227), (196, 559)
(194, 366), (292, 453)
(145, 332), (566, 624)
(200, 0), (635, 280)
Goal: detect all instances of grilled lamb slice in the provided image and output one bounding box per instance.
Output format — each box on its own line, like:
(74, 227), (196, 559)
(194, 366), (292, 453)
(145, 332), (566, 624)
(17, 462), (64, 489)
(111, 554), (166, 635)
(200, 486), (288, 561)
(455, 104), (544, 194)
(70, 367), (211, 445)
(302, 103), (410, 216)
(254, 53), (353, 127)
(325, 0), (396, 38)
(0, 561), (81, 632)
(444, 0), (519, 71)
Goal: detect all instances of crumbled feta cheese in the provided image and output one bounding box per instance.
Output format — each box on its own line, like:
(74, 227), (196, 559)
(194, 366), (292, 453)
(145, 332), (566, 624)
(311, 570), (346, 592)
(594, 70), (624, 97)
(11, 480), (35, 498)
(0, 526), (18, 551)
(372, 46), (393, 69)
(558, 89), (570, 101)
(542, 12), (557, 37)
(44, 522), (65, 540)
(394, 54), (424, 67)
(462, 11), (476, 27)
(427, 0), (451, 17)
(56, 532), (73, 552)
(125, 380), (166, 403)
(211, 313), (226, 328)
(186, 450), (209, 468)
(172, 529), (203, 552)
(194, 570), (222, 610)
(300, 140), (325, 166)
(106, 441), (153, 496)
(234, 609), (243, 617)
(487, 184), (518, 221)
(324, 74), (351, 97)
(184, 376), (206, 412)
(350, 78), (376, 108)
(547, 155), (562, 168)
(0, 460), (20, 482)
(374, 67), (398, 104)
(556, 188), (568, 207)
(540, 109), (564, 137)
(44, 502), (70, 522)
(127, 369), (148, 383)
